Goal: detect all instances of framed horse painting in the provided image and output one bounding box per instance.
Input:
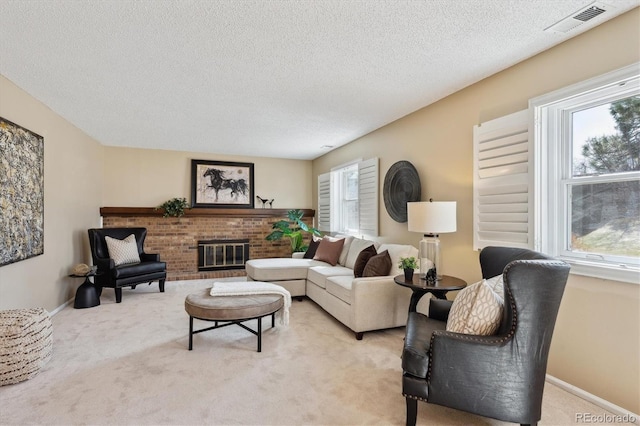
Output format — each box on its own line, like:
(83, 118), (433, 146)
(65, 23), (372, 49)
(191, 159), (255, 208)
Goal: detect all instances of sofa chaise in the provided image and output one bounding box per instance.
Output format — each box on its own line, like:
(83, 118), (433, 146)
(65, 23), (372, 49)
(246, 236), (419, 339)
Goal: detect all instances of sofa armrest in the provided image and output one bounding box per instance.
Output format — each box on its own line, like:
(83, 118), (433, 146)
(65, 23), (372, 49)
(350, 275), (412, 332)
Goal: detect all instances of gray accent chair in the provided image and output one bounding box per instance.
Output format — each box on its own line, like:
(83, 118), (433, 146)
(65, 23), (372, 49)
(401, 246), (570, 426)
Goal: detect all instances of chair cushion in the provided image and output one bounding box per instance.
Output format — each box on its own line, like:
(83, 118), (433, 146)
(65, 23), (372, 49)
(313, 237), (345, 266)
(105, 234), (140, 266)
(353, 245), (377, 278)
(113, 261), (166, 279)
(446, 279), (503, 335)
(362, 250), (391, 277)
(402, 312), (446, 378)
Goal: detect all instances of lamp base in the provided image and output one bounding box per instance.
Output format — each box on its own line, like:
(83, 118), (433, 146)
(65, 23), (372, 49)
(418, 234), (442, 281)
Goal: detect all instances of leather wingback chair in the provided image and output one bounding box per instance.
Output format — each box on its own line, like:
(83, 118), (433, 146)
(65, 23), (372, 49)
(402, 246), (570, 426)
(88, 227), (167, 303)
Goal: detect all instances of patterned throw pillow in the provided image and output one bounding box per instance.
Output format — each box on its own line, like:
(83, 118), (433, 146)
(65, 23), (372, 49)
(105, 234), (141, 266)
(446, 280), (503, 335)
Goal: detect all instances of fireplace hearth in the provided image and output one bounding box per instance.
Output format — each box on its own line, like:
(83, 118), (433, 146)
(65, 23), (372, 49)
(198, 239), (250, 271)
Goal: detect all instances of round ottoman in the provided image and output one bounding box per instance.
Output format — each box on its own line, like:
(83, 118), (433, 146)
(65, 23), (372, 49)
(185, 288), (284, 352)
(0, 308), (53, 386)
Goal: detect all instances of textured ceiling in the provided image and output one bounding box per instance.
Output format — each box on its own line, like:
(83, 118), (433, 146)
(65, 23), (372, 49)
(1, 1), (638, 160)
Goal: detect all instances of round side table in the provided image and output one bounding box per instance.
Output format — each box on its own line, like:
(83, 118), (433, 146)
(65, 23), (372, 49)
(70, 272), (100, 309)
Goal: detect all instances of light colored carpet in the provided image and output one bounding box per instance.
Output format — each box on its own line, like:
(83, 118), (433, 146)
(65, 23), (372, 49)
(0, 279), (615, 425)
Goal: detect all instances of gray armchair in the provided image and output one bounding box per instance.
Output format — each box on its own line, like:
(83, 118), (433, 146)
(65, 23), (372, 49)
(402, 246), (570, 426)
(88, 227), (167, 303)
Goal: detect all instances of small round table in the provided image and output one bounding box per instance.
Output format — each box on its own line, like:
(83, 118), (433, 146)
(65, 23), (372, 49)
(70, 272), (100, 309)
(394, 274), (466, 312)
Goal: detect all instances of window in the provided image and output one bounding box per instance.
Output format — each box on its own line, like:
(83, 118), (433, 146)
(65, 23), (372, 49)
(317, 158), (378, 237)
(531, 64), (640, 283)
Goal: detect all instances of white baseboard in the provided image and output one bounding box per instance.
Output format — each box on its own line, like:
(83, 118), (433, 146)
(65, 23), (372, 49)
(546, 374), (639, 424)
(49, 298), (73, 316)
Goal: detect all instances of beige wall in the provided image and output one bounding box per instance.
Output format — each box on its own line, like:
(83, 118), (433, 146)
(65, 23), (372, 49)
(102, 146), (313, 209)
(312, 9), (640, 413)
(0, 75), (104, 312)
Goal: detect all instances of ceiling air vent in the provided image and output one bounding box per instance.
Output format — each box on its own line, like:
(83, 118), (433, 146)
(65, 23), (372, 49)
(544, 2), (612, 33)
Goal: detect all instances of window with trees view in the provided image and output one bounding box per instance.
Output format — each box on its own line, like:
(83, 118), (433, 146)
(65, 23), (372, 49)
(532, 64), (639, 283)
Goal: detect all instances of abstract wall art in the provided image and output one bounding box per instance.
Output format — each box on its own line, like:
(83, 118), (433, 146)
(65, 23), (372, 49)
(0, 117), (44, 266)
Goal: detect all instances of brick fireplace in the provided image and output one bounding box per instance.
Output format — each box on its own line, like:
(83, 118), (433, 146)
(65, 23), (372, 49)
(100, 207), (315, 281)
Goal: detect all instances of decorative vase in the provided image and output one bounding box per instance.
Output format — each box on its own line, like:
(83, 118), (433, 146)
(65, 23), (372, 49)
(404, 268), (414, 281)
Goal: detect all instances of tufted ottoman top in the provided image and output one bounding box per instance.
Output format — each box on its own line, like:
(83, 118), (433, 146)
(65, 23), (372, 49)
(185, 288), (284, 321)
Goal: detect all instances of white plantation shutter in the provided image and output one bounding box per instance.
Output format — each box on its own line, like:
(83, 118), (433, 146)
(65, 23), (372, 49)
(358, 157), (379, 237)
(473, 110), (533, 250)
(318, 172), (331, 232)
(317, 158), (379, 235)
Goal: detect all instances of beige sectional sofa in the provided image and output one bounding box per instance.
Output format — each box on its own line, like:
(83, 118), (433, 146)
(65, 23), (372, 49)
(245, 236), (419, 339)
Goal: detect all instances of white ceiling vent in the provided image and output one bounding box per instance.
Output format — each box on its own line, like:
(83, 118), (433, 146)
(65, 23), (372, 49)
(545, 2), (613, 33)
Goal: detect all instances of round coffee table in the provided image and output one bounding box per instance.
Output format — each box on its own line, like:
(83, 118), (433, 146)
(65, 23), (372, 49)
(394, 274), (466, 312)
(185, 288), (284, 352)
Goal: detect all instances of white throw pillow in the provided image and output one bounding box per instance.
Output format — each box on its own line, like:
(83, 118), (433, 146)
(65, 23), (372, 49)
(485, 274), (504, 298)
(105, 234), (141, 266)
(446, 280), (503, 335)
(332, 234), (354, 266)
(377, 244), (419, 276)
(344, 237), (377, 270)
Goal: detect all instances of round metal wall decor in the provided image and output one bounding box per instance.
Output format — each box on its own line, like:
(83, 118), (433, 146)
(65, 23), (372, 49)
(383, 160), (421, 223)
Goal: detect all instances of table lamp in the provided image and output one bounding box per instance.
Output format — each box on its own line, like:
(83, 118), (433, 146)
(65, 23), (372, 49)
(407, 200), (457, 281)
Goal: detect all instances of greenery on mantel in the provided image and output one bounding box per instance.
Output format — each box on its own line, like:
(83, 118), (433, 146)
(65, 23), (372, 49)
(156, 197), (189, 217)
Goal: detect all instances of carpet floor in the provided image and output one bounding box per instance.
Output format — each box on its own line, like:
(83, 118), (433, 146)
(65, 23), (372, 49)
(0, 279), (615, 425)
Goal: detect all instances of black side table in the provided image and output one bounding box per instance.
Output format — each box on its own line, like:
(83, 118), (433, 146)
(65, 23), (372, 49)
(71, 272), (100, 309)
(394, 274), (466, 313)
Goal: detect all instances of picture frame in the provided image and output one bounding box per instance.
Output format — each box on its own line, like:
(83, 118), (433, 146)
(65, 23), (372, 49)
(0, 117), (45, 266)
(191, 159), (255, 208)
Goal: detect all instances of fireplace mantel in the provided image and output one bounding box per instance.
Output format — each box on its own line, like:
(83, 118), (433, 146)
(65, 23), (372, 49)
(100, 207), (315, 218)
(99, 207), (316, 281)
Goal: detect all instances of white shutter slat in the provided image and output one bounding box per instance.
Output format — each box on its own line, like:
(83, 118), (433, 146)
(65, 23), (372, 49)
(473, 109), (532, 250)
(318, 172), (331, 232)
(478, 141), (528, 160)
(478, 163), (529, 179)
(479, 152), (529, 169)
(358, 158), (378, 237)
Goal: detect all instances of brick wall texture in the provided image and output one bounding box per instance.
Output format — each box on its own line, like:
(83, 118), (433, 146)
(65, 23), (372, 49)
(102, 214), (314, 281)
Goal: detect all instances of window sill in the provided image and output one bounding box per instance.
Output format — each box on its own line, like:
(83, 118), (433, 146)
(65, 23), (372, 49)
(563, 258), (640, 284)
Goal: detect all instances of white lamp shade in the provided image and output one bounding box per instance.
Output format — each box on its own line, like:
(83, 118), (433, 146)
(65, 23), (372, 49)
(407, 201), (457, 234)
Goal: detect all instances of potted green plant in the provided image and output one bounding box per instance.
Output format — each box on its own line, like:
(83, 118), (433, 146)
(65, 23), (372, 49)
(399, 256), (418, 281)
(156, 197), (189, 218)
(266, 209), (322, 253)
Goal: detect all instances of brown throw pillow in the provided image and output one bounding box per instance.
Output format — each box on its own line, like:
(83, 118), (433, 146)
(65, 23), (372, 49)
(353, 245), (377, 278)
(303, 238), (321, 259)
(363, 250), (392, 277)
(313, 237), (345, 266)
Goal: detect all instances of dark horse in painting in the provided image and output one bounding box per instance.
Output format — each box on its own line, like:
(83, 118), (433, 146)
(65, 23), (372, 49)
(203, 168), (248, 201)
